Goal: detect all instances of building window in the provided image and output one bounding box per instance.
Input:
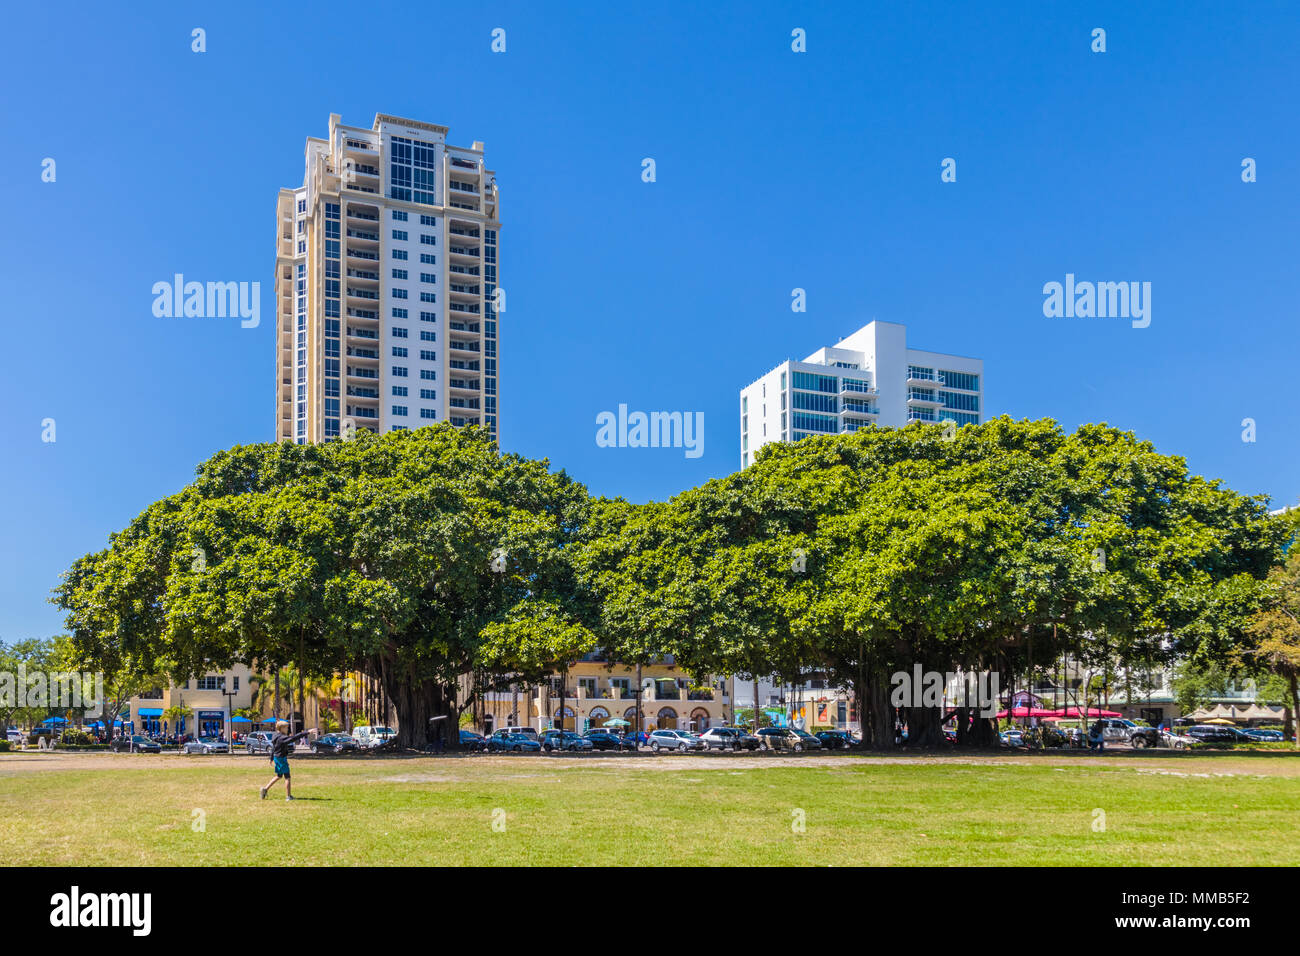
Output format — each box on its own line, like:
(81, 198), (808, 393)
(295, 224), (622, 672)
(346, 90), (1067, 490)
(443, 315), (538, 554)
(391, 366), (408, 377)
(392, 347), (408, 357)
(392, 269), (408, 280)
(392, 230), (408, 241)
(391, 288), (408, 299)
(392, 386), (408, 396)
(420, 408), (437, 419)
(392, 405), (408, 416)
(392, 210), (408, 221)
(392, 249), (408, 260)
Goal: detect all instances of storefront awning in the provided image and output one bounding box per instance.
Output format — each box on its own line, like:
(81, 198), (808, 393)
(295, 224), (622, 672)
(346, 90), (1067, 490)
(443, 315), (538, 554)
(137, 708), (163, 717)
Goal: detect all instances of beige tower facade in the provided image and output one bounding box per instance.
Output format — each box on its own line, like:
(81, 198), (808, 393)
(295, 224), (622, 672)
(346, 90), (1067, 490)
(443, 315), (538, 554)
(275, 113), (500, 443)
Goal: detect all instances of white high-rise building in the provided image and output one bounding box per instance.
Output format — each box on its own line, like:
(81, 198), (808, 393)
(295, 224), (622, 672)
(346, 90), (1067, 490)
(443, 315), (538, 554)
(739, 320), (984, 468)
(275, 113), (500, 444)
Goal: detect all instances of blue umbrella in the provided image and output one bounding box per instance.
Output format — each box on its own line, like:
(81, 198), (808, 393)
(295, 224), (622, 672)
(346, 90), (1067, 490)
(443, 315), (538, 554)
(229, 716), (251, 723)
(46, 717), (68, 724)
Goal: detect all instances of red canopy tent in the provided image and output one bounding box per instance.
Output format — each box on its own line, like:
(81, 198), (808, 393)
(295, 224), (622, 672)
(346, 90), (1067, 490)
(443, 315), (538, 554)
(1050, 707), (1122, 718)
(994, 707), (1059, 719)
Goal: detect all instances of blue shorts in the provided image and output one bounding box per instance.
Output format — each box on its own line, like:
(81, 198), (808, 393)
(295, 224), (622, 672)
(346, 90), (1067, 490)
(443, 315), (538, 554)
(272, 755), (291, 777)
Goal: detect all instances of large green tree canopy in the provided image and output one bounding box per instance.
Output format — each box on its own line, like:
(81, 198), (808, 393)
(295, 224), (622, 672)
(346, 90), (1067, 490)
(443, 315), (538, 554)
(54, 418), (1286, 749)
(579, 418), (1285, 746)
(55, 426), (594, 747)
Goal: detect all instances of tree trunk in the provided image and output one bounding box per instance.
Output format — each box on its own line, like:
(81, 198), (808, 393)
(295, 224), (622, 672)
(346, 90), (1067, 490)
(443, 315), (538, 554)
(1289, 673), (1299, 751)
(866, 667), (894, 748)
(374, 652), (457, 750)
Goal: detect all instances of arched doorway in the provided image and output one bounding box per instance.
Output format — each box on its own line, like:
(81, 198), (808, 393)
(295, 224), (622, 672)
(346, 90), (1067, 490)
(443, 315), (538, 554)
(588, 706), (609, 731)
(657, 707), (678, 730)
(690, 708), (711, 732)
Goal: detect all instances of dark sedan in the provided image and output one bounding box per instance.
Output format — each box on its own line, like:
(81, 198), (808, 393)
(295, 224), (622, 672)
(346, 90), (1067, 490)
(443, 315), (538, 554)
(1182, 725), (1241, 744)
(815, 730), (857, 750)
(459, 730), (488, 752)
(110, 735), (162, 753)
(582, 729), (630, 751)
(311, 733), (359, 754)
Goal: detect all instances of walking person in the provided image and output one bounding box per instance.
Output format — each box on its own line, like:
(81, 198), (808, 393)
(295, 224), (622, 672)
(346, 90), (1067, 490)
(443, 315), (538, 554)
(259, 720), (316, 800)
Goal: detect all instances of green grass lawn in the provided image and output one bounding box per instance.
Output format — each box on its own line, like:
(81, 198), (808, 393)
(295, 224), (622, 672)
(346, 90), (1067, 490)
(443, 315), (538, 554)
(2, 750), (1297, 866)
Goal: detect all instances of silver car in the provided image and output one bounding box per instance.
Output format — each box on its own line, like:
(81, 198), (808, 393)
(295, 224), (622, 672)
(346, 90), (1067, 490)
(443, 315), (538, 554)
(183, 736), (230, 755)
(648, 730), (705, 753)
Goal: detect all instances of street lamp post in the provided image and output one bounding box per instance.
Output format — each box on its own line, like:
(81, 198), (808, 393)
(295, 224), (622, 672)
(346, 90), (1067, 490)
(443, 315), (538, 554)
(222, 685), (239, 752)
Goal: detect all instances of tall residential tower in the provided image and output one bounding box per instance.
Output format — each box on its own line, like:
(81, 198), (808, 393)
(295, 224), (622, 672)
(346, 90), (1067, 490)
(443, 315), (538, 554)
(739, 320), (983, 468)
(275, 113), (500, 443)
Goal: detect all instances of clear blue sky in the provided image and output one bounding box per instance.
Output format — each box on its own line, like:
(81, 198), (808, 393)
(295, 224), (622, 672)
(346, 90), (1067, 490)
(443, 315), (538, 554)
(2, 1), (1297, 641)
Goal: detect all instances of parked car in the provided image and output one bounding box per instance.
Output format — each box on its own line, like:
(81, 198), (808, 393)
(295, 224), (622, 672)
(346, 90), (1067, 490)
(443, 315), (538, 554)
(312, 733), (359, 754)
(487, 731), (541, 753)
(582, 729), (629, 751)
(353, 726), (396, 749)
(540, 730), (593, 753)
(5, 728), (22, 745)
(698, 727), (761, 751)
(111, 735), (161, 753)
(1109, 719), (1160, 748)
(183, 736), (229, 755)
(245, 731), (276, 755)
(814, 730), (856, 750)
(459, 730), (488, 752)
(1182, 724), (1241, 744)
(758, 727), (821, 752)
(791, 728), (824, 750)
(1001, 730), (1026, 747)
(647, 729), (705, 752)
(502, 726), (539, 740)
(1160, 730), (1198, 750)
(1241, 728), (1284, 742)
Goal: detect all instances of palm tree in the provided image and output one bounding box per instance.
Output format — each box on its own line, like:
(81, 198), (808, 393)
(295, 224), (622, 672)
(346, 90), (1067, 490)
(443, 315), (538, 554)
(162, 705), (192, 740)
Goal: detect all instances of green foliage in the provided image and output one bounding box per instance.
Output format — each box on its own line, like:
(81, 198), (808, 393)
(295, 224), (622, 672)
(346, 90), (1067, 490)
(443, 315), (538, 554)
(53, 426), (593, 748)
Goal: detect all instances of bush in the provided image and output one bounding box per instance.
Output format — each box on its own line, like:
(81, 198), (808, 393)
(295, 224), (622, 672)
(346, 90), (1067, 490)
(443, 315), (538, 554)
(0, 740), (9, 753)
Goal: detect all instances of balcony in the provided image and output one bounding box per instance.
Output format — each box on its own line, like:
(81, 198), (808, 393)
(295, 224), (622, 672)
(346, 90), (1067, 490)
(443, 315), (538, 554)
(906, 390), (943, 407)
(840, 403), (878, 418)
(347, 367), (379, 379)
(346, 248), (379, 261)
(346, 327), (378, 340)
(906, 370), (938, 385)
(449, 339), (480, 352)
(346, 269), (379, 281)
(839, 381), (877, 397)
(346, 229), (379, 243)
(347, 287), (378, 300)
(346, 386), (379, 398)
(347, 210), (379, 222)
(346, 406), (378, 419)
(449, 245), (479, 258)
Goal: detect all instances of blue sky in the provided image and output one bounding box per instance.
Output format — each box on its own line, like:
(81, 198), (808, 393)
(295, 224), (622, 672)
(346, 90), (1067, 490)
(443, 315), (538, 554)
(2, 1), (1297, 640)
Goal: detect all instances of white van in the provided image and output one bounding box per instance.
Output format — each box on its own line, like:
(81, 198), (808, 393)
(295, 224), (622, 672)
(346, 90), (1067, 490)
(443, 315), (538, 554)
(502, 726), (539, 740)
(352, 726), (396, 749)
